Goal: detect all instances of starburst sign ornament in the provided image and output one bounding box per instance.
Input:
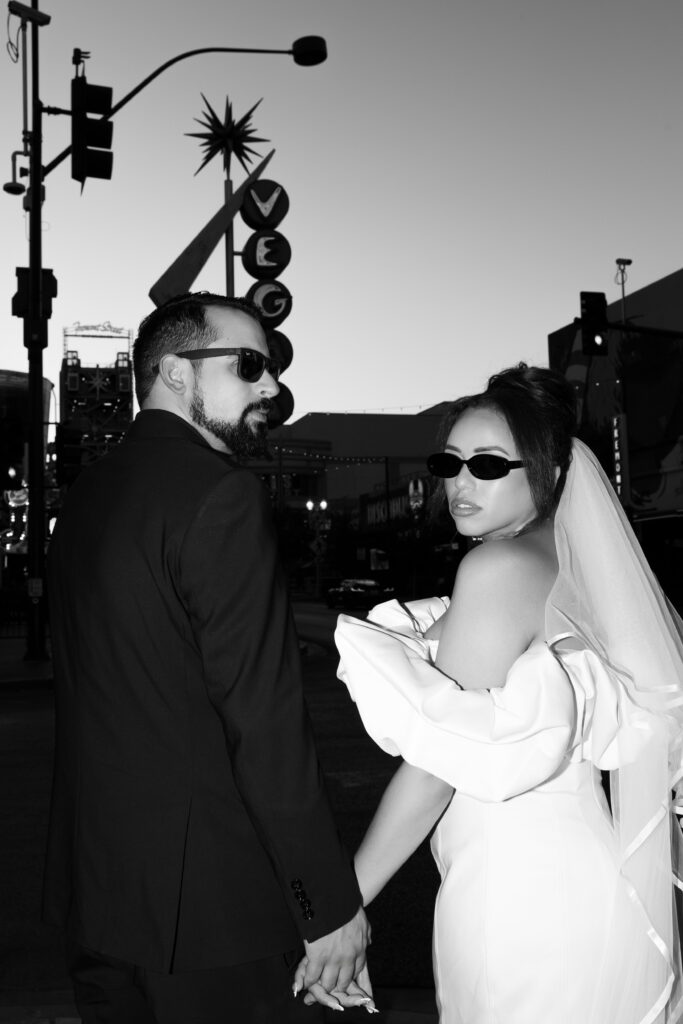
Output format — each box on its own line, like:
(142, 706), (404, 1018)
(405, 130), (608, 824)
(186, 95), (268, 177)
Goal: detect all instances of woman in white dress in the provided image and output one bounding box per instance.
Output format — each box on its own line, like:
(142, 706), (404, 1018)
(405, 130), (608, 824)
(305, 365), (683, 1022)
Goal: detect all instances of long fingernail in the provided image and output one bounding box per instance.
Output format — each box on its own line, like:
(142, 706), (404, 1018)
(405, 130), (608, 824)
(331, 1004), (344, 1012)
(292, 982), (299, 997)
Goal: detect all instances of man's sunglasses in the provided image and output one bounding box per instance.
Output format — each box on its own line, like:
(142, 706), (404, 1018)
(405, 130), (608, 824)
(427, 452), (526, 480)
(172, 347), (280, 382)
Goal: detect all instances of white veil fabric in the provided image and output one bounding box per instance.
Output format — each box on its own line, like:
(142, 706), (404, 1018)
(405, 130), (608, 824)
(546, 438), (683, 1023)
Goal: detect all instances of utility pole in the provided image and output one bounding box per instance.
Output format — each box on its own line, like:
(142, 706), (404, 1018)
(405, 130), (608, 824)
(25, 0), (47, 658)
(5, 0), (53, 659)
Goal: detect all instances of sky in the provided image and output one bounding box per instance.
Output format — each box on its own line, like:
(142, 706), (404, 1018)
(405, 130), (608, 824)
(1, 0), (682, 423)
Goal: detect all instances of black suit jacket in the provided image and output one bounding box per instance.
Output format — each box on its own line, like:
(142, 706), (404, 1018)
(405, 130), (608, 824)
(44, 410), (360, 971)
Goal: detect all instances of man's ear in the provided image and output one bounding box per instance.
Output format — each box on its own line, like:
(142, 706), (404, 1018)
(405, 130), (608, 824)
(158, 353), (189, 395)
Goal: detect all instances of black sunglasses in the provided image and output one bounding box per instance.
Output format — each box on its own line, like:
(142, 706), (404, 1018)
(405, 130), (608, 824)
(172, 347), (280, 383)
(427, 452), (525, 480)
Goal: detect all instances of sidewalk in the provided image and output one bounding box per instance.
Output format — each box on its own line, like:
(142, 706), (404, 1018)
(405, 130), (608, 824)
(0, 632), (438, 1024)
(0, 990), (438, 1023)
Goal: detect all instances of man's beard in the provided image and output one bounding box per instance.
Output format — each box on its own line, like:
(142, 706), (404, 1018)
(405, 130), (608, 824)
(190, 387), (273, 459)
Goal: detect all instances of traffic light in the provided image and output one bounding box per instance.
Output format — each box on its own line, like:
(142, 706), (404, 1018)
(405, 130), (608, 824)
(580, 292), (609, 356)
(71, 75), (114, 186)
(11, 267), (57, 321)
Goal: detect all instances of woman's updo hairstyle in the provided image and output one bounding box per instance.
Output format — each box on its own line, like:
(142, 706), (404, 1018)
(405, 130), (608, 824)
(435, 364), (577, 523)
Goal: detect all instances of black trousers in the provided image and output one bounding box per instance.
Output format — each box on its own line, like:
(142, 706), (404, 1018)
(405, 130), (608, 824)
(67, 941), (326, 1024)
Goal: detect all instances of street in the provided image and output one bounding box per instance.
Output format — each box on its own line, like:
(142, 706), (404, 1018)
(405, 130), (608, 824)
(292, 599), (340, 653)
(0, 601), (439, 1011)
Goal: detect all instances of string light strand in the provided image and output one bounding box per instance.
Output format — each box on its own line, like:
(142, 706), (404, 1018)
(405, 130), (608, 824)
(299, 402), (445, 416)
(272, 445), (387, 465)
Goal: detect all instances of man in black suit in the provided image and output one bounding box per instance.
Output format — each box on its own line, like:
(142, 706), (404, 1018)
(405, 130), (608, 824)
(44, 293), (370, 1023)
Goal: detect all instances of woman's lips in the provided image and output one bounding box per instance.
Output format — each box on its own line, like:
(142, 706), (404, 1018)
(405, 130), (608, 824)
(450, 501), (481, 517)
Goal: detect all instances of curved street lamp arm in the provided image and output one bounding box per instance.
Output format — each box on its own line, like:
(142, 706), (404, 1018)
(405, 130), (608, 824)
(109, 46), (291, 116)
(42, 44), (292, 178)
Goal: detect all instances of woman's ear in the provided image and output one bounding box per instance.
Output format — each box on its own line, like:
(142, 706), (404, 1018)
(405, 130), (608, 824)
(554, 464), (561, 484)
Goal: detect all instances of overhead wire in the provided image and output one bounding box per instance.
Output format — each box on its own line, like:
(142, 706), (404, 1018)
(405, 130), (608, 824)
(6, 11), (20, 63)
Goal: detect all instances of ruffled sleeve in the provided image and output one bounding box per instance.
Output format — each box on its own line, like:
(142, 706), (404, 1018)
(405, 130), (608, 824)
(335, 599), (577, 802)
(549, 643), (657, 770)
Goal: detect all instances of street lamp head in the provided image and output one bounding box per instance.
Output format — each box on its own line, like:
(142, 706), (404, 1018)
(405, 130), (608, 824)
(4, 152), (27, 195)
(291, 36), (327, 66)
(306, 500), (315, 511)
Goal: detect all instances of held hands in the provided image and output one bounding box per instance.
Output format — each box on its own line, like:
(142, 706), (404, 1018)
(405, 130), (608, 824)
(294, 961), (376, 1013)
(293, 906), (378, 1013)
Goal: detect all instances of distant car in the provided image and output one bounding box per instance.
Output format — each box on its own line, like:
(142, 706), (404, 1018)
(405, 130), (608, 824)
(326, 578), (396, 610)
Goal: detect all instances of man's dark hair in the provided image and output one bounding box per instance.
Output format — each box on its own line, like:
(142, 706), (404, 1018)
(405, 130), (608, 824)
(430, 363), (577, 524)
(132, 292), (263, 404)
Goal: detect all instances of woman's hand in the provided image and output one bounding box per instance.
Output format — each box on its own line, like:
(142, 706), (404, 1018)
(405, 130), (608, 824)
(293, 957), (377, 1014)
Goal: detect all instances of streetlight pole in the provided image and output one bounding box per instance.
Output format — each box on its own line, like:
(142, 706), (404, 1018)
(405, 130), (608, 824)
(4, 0), (53, 660)
(4, 10), (326, 659)
(306, 500), (329, 599)
(25, 0), (46, 658)
(615, 258), (632, 325)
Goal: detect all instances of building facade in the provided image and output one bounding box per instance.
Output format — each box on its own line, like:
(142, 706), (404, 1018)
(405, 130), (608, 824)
(261, 405), (463, 598)
(548, 265), (683, 608)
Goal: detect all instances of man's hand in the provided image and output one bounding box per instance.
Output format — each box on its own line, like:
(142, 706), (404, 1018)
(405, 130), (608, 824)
(299, 906), (370, 998)
(301, 964), (376, 1013)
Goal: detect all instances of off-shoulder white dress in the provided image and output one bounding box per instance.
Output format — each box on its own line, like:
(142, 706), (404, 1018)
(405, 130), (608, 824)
(336, 597), (672, 1024)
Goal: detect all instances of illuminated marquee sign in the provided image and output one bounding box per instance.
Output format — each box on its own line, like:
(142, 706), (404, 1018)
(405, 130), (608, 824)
(241, 179), (294, 425)
(240, 180), (289, 230)
(241, 229), (291, 280)
(245, 280), (292, 329)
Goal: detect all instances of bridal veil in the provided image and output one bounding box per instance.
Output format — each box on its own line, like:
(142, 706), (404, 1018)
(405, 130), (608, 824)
(547, 438), (683, 1023)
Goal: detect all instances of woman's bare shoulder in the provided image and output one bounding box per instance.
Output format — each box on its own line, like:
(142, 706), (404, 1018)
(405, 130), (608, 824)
(455, 533), (555, 599)
(437, 527), (559, 687)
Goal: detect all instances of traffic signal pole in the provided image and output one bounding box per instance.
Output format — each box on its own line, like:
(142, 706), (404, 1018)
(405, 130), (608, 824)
(25, 0), (48, 659)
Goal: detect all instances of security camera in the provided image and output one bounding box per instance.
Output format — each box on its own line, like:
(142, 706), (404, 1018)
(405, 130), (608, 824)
(8, 2), (51, 26)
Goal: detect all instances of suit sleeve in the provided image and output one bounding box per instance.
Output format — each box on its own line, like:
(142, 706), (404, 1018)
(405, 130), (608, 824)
(177, 468), (361, 941)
